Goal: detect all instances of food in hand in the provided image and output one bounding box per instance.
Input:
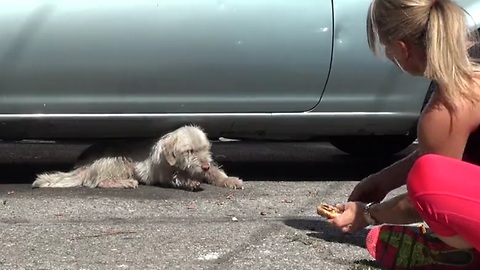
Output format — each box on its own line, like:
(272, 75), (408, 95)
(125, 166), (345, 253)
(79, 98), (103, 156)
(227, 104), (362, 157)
(316, 203), (343, 219)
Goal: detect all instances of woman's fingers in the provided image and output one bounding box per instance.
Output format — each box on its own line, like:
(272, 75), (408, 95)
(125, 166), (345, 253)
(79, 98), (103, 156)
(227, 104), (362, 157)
(328, 202), (368, 234)
(335, 203), (346, 211)
(329, 211), (352, 228)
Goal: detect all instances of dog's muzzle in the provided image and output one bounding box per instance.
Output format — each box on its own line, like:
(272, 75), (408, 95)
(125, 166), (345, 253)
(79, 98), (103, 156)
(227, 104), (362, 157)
(201, 163), (210, 171)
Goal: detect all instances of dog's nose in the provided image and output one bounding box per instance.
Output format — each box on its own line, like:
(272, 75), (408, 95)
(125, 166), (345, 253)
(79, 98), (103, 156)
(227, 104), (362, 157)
(201, 164), (210, 171)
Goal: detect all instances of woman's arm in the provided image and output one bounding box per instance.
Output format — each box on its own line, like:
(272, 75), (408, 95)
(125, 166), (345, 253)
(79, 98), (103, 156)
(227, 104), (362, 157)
(334, 93), (476, 232)
(369, 193), (422, 224)
(370, 96), (473, 218)
(366, 150), (419, 192)
(347, 150), (419, 202)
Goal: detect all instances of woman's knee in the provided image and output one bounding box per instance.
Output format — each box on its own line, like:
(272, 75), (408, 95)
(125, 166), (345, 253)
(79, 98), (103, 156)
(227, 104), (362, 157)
(407, 154), (445, 197)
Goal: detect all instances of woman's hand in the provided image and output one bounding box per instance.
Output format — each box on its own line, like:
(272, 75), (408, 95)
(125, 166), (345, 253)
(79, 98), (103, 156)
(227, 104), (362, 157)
(328, 202), (369, 234)
(348, 175), (390, 203)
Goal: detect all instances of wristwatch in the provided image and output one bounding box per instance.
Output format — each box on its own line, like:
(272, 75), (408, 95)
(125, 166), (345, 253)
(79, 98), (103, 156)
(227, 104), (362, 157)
(364, 202), (380, 226)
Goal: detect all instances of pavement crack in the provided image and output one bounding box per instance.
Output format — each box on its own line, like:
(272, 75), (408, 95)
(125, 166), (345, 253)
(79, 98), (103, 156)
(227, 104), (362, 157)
(69, 229), (137, 241)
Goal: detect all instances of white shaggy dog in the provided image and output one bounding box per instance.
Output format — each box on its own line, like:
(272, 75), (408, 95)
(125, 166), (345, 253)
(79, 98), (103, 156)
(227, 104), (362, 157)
(32, 125), (243, 191)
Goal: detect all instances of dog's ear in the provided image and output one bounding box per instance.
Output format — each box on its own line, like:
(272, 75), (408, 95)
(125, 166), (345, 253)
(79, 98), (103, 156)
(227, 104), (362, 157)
(164, 151), (176, 166)
(162, 135), (177, 166)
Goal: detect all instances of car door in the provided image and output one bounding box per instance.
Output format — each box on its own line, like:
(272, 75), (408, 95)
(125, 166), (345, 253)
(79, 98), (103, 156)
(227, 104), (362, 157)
(0, 1), (333, 114)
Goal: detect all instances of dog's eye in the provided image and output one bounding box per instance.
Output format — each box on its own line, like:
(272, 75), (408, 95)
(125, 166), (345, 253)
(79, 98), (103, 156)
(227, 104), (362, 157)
(188, 149), (194, 154)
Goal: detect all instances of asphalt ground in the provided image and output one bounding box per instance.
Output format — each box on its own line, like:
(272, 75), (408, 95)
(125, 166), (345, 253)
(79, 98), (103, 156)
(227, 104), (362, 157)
(0, 140), (415, 270)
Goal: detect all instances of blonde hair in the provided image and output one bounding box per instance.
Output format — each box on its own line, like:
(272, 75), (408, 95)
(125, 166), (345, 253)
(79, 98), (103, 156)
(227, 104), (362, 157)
(367, 0), (480, 111)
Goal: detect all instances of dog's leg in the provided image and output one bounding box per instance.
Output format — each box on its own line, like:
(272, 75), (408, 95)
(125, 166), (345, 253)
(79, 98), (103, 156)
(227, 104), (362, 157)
(204, 165), (243, 189)
(171, 173), (202, 191)
(97, 179), (139, 189)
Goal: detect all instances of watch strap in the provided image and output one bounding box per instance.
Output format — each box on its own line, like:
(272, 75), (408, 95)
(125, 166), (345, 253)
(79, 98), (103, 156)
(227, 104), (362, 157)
(364, 202), (380, 226)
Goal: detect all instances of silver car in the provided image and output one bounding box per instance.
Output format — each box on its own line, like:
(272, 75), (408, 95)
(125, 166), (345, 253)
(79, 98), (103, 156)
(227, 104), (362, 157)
(0, 0), (479, 156)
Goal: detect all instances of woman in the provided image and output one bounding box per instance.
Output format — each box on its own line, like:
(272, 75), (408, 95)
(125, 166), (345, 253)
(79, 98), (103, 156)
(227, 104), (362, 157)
(328, 0), (480, 269)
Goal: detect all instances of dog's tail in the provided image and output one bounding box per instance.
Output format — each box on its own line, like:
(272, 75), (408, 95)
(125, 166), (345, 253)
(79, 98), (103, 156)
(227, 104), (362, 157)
(32, 167), (87, 188)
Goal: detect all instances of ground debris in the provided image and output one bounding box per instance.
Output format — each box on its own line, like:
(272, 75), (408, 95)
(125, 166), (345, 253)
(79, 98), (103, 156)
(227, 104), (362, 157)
(187, 202), (197, 210)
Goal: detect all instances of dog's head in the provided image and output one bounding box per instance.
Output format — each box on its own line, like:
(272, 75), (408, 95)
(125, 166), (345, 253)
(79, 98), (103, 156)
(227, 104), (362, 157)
(160, 125), (213, 176)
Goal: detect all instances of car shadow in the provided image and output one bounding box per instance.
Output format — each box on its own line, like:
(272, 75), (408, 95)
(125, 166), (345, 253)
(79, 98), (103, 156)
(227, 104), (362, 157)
(0, 141), (415, 184)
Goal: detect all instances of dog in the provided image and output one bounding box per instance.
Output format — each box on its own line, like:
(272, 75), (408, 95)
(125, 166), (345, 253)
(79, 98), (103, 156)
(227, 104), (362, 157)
(32, 125), (243, 191)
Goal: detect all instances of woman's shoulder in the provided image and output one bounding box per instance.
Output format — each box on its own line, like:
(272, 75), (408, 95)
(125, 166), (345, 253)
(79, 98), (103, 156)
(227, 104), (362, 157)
(421, 87), (480, 133)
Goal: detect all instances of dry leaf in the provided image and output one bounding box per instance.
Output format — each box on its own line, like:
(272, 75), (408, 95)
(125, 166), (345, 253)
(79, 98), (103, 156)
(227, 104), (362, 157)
(226, 194), (235, 200)
(260, 211), (268, 216)
(283, 199), (293, 203)
(216, 201), (225, 206)
(187, 202), (197, 210)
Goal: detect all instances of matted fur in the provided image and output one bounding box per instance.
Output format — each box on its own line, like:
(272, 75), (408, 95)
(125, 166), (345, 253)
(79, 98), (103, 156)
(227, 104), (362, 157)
(32, 125), (243, 191)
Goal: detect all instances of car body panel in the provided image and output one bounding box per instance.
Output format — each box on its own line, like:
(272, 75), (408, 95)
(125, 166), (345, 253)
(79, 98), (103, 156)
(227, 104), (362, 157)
(0, 0), (478, 141)
(315, 0), (430, 115)
(0, 0), (332, 114)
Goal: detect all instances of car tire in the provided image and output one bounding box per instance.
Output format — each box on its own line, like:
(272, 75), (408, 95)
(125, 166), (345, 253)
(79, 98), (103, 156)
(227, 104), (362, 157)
(328, 135), (416, 157)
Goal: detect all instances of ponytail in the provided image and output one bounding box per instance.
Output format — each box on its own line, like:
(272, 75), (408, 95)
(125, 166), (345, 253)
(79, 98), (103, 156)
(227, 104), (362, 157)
(424, 0), (479, 110)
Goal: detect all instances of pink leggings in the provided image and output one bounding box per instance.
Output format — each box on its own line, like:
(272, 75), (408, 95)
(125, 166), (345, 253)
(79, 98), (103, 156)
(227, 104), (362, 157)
(407, 154), (480, 251)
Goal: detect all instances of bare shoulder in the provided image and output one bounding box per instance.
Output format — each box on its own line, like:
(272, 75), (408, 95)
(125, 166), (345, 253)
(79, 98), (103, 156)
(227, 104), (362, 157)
(417, 85), (480, 158)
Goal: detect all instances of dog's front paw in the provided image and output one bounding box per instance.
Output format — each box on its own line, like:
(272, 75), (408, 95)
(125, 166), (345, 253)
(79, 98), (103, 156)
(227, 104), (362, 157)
(185, 180), (202, 191)
(123, 179), (139, 189)
(223, 177), (244, 190)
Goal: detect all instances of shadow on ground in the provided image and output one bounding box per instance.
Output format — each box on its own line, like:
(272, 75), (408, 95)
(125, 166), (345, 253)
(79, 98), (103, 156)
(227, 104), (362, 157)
(0, 141), (415, 184)
(283, 218), (369, 248)
(283, 218), (385, 269)
(350, 259), (384, 270)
